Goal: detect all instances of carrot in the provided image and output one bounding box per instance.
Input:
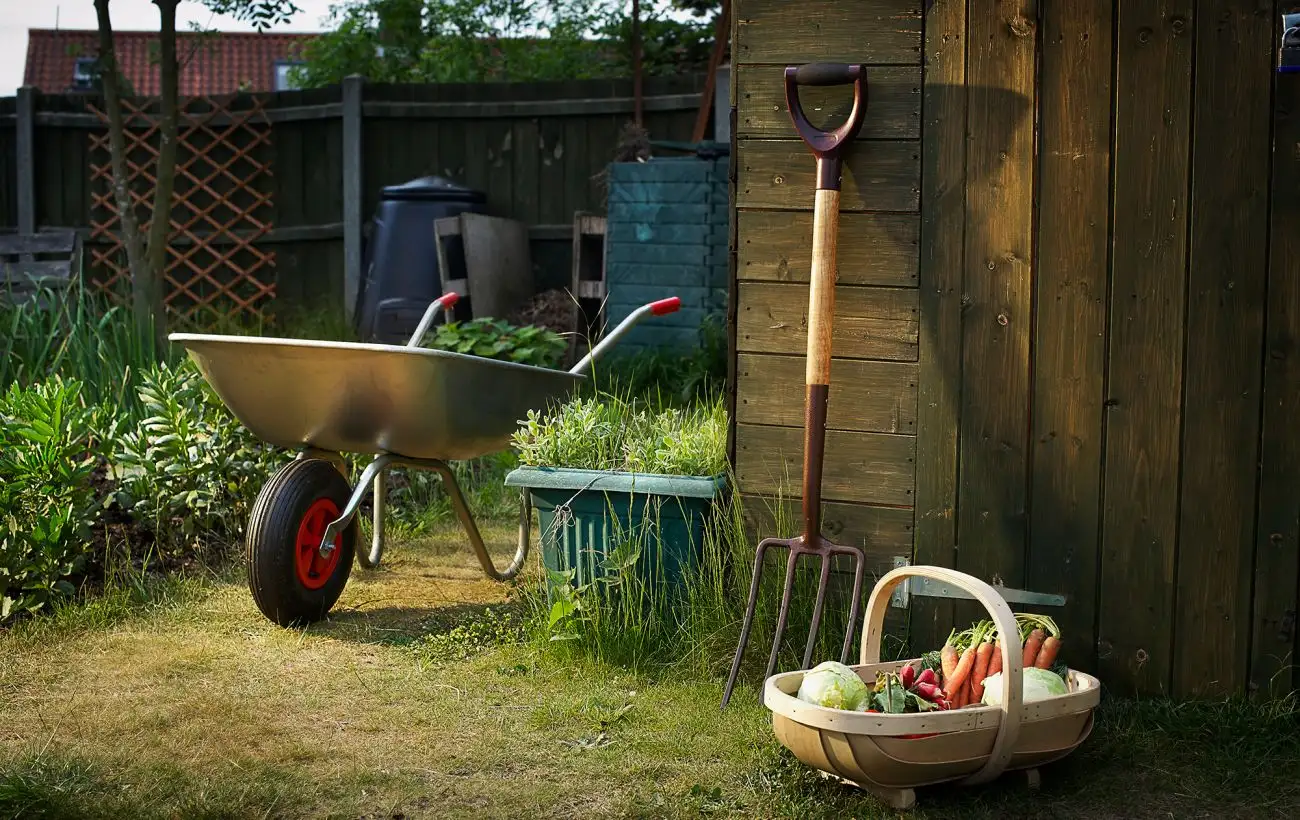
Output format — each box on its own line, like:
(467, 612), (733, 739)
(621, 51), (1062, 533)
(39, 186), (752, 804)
(988, 640), (1003, 676)
(970, 641), (995, 701)
(940, 641), (959, 687)
(1022, 628), (1046, 668)
(943, 646), (976, 699)
(1034, 635), (1061, 669)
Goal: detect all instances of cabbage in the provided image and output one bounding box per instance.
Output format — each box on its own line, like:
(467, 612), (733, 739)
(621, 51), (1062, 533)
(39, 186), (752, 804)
(796, 661), (869, 710)
(980, 667), (1069, 706)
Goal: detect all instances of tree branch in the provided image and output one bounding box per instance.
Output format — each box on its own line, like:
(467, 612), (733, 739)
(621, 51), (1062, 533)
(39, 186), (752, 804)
(94, 0), (154, 346)
(145, 0), (181, 347)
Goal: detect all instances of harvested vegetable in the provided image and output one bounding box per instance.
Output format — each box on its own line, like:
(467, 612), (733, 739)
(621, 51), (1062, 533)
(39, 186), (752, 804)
(971, 639), (995, 701)
(940, 641), (959, 685)
(988, 640), (1003, 677)
(900, 663), (917, 689)
(1034, 635), (1061, 669)
(980, 667), (1069, 706)
(797, 661), (869, 711)
(1022, 628), (1045, 668)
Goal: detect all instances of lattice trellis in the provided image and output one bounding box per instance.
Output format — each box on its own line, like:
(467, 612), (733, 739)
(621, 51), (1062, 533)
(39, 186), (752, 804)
(88, 95), (275, 328)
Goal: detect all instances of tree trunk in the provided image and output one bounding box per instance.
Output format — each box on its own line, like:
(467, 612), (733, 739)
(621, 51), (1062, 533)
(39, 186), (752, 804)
(146, 0), (181, 349)
(94, 0), (155, 349)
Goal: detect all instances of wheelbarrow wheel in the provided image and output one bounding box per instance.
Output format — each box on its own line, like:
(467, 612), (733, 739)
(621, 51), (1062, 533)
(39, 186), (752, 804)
(247, 458), (356, 627)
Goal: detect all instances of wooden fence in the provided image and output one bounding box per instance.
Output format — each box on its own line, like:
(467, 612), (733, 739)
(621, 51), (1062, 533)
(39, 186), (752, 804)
(0, 73), (710, 325)
(729, 0), (1300, 699)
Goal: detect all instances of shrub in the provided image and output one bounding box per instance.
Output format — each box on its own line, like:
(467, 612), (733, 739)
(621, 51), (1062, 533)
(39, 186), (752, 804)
(426, 318), (567, 369)
(113, 359), (282, 548)
(0, 379), (100, 620)
(512, 392), (727, 476)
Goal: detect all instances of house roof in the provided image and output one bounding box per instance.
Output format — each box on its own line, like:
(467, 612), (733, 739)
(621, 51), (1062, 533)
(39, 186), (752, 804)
(23, 29), (319, 96)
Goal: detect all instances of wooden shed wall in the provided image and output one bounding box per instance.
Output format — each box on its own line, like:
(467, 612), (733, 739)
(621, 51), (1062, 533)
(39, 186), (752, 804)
(729, 0), (1299, 698)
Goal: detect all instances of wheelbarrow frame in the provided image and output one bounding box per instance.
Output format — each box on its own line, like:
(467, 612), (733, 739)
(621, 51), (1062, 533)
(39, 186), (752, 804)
(169, 292), (683, 623)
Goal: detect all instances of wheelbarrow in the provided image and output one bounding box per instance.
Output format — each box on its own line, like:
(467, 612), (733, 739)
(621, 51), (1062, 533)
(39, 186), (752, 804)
(168, 292), (683, 627)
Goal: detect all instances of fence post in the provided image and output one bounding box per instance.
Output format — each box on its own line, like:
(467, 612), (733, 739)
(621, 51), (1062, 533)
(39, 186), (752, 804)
(16, 86), (35, 239)
(342, 74), (364, 324)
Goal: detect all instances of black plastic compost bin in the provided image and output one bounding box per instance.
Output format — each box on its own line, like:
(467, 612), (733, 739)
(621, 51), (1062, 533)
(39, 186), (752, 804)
(354, 176), (487, 343)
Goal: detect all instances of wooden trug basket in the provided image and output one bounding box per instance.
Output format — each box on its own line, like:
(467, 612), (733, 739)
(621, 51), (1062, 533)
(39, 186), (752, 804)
(763, 566), (1101, 810)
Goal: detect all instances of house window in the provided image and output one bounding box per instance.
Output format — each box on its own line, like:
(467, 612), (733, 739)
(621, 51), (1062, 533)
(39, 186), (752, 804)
(273, 60), (305, 91)
(72, 57), (98, 90)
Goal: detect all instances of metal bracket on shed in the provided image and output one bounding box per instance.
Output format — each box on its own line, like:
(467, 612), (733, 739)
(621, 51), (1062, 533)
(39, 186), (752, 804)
(888, 556), (1067, 609)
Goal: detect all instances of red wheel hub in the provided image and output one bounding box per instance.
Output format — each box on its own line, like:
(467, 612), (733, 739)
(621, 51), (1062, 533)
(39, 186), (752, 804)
(295, 497), (343, 590)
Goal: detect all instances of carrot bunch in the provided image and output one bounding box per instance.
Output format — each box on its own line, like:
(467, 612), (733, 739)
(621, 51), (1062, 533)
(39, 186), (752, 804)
(934, 613), (1063, 708)
(1016, 612), (1062, 670)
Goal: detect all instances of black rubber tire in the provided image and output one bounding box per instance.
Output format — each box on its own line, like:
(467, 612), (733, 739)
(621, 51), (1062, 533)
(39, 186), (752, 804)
(246, 458), (356, 627)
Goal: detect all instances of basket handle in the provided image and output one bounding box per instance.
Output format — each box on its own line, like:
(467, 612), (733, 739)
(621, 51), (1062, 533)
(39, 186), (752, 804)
(859, 566), (1024, 786)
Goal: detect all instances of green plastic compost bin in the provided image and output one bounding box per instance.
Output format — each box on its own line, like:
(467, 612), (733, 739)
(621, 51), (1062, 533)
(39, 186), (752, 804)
(504, 467), (727, 591)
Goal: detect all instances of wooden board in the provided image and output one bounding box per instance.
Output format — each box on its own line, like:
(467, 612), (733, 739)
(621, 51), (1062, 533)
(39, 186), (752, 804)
(735, 65), (920, 141)
(1172, 0), (1272, 699)
(735, 423), (915, 507)
(1251, 46), (1300, 696)
(735, 353), (917, 434)
(733, 0), (922, 65)
(736, 139), (920, 213)
(735, 282), (918, 361)
(1027, 0), (1113, 678)
(955, 0), (1037, 594)
(1098, 0), (1194, 696)
(741, 494), (915, 561)
(910, 0), (967, 656)
(736, 210), (918, 287)
(461, 213), (533, 318)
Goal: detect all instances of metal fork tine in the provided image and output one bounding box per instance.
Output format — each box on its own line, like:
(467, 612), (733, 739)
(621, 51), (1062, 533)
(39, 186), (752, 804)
(721, 536), (776, 709)
(763, 548), (802, 683)
(838, 546), (867, 665)
(801, 551), (832, 669)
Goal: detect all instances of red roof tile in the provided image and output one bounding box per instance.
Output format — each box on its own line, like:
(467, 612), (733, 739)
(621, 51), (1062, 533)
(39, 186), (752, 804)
(23, 29), (320, 96)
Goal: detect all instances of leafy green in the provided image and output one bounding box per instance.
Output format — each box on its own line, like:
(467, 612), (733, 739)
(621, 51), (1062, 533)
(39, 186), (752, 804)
(426, 318), (567, 369)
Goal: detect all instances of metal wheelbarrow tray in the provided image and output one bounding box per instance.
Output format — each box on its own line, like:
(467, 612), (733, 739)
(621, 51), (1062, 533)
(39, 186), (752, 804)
(169, 292), (683, 627)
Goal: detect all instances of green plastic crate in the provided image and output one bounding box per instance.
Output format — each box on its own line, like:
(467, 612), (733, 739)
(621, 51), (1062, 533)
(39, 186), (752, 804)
(504, 467), (727, 590)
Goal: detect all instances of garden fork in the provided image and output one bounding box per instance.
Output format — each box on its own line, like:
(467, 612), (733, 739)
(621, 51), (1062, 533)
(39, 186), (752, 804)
(721, 63), (868, 709)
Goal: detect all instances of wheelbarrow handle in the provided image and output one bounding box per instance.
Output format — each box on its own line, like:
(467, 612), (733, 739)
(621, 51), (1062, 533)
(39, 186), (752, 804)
(405, 291), (460, 348)
(569, 296), (681, 375)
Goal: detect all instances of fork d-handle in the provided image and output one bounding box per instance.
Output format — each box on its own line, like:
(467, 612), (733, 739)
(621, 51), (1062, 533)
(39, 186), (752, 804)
(786, 63), (867, 541)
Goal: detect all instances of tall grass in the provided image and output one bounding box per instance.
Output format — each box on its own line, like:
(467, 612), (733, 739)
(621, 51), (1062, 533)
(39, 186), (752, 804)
(0, 284), (170, 421)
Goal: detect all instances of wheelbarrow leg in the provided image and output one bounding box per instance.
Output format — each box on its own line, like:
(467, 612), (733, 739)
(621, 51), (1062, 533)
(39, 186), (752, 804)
(430, 461), (532, 582)
(355, 470), (387, 570)
(318, 454), (398, 559)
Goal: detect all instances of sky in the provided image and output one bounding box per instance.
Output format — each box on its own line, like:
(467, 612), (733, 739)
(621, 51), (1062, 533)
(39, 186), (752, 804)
(0, 0), (339, 97)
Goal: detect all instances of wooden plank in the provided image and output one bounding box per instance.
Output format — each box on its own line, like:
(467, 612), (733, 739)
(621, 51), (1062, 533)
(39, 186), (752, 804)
(341, 75), (364, 323)
(735, 423), (915, 507)
(0, 232), (78, 254)
(910, 0), (967, 655)
(737, 210), (917, 287)
(512, 118), (541, 224)
(15, 87), (33, 237)
(1253, 71), (1300, 696)
(562, 116), (590, 218)
(733, 0), (922, 65)
(461, 213), (533, 319)
(736, 65), (920, 141)
(1028, 0), (1113, 678)
(0, 260), (75, 285)
(955, 0), (1036, 598)
(359, 93), (699, 120)
(736, 353), (917, 434)
(1173, 0), (1272, 699)
(741, 494), (915, 561)
(1098, 0), (1194, 697)
(736, 281), (918, 361)
(737, 139), (920, 213)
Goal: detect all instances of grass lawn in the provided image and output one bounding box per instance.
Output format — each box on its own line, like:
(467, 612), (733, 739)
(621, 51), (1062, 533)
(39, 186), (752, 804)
(2, 527), (1298, 820)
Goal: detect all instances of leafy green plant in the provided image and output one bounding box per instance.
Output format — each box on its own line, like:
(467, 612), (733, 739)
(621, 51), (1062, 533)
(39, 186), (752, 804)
(113, 359), (282, 547)
(427, 318), (567, 368)
(0, 378), (101, 621)
(512, 392), (727, 476)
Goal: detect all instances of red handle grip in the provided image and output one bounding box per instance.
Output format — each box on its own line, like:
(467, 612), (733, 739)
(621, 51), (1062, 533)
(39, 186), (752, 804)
(649, 296), (681, 316)
(437, 291), (460, 307)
